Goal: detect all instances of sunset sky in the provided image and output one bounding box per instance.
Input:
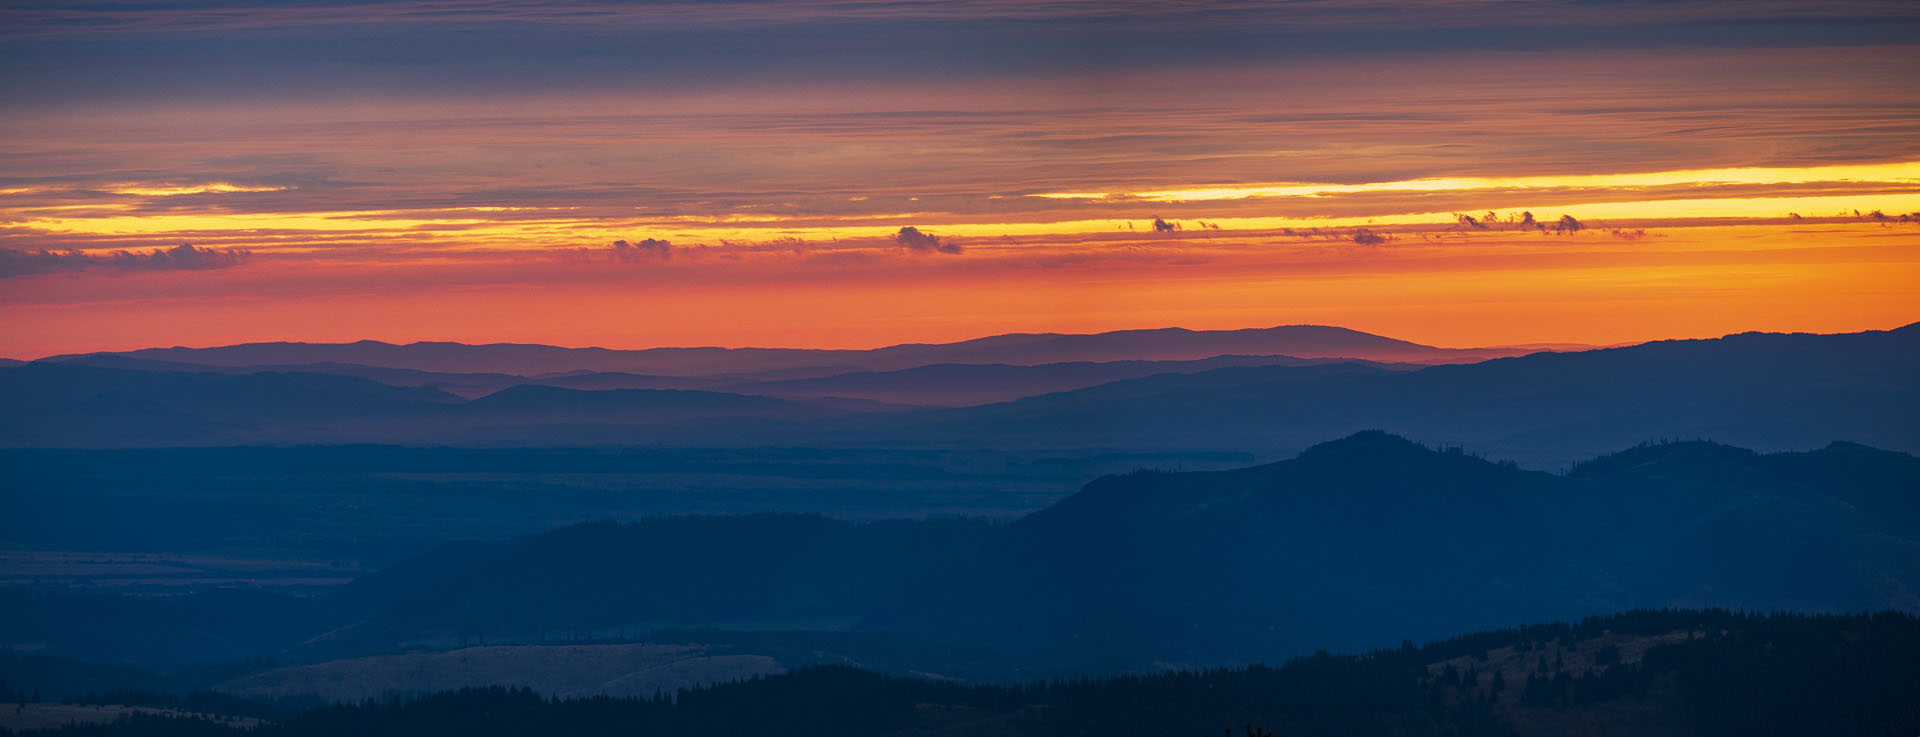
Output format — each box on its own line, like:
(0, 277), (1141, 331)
(4, 0), (1919, 358)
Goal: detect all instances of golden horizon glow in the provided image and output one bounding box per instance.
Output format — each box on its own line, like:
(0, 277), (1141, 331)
(12, 193), (1918, 257)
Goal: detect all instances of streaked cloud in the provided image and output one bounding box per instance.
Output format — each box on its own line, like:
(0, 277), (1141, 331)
(105, 183), (291, 197)
(8, 1), (1914, 38)
(1032, 162), (1920, 203)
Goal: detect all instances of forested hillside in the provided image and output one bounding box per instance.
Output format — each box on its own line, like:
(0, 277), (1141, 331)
(7, 610), (1915, 737)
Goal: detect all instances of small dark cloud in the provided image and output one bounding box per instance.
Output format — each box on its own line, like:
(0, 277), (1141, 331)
(1608, 228), (1649, 240)
(611, 238), (672, 261)
(894, 226), (960, 254)
(1455, 211), (1553, 232)
(1282, 226), (1391, 245)
(1151, 217), (1180, 233)
(0, 243), (250, 278)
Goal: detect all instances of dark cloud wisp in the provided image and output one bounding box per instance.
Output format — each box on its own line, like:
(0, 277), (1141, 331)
(611, 238), (673, 262)
(894, 226), (961, 254)
(0, 243), (251, 279)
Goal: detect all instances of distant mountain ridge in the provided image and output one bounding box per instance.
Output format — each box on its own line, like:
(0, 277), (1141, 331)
(716, 354), (1394, 406)
(33, 324), (1546, 376)
(43, 351), (1399, 405)
(852, 322), (1920, 466)
(4, 323), (1915, 468)
(0, 364), (845, 447)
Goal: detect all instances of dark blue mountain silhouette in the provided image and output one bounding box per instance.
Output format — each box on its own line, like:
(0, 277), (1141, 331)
(20, 433), (1904, 674)
(0, 364), (842, 446)
(8, 325), (1911, 467)
(860, 323), (1919, 466)
(34, 324), (1531, 376)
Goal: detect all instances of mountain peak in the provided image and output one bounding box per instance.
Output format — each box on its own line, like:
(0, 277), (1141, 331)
(1567, 439), (1760, 478)
(1294, 430), (1436, 463)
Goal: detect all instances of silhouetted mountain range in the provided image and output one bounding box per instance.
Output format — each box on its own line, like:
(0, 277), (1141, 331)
(0, 365), (847, 446)
(46, 351), (1396, 405)
(6, 324), (1912, 468)
(50, 355), (534, 396)
(903, 432), (1920, 665)
(716, 354), (1392, 407)
(847, 323), (1920, 466)
(31, 325), (1542, 376)
(8, 433), (1913, 677)
(0, 364), (460, 446)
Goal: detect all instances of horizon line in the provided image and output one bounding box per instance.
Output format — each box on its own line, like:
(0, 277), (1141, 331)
(11, 319), (1916, 363)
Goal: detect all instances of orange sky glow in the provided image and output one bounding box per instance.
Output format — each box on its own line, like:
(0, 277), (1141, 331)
(3, 5), (1918, 357)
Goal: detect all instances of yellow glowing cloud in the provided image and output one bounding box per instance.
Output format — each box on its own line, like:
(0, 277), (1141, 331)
(1031, 161), (1920, 202)
(105, 183), (292, 196)
(18, 211), (516, 235)
(0, 182), (291, 198)
(13, 192), (1920, 259)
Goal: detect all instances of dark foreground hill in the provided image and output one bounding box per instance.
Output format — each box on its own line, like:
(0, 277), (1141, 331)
(6, 433), (1915, 678)
(7, 610), (1917, 737)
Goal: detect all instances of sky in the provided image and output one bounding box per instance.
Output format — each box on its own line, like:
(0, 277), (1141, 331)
(3, 0), (1919, 358)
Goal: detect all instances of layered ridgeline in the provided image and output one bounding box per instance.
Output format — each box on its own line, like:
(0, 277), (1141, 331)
(4, 610), (1918, 737)
(31, 325), (1522, 376)
(5, 434), (1915, 681)
(4, 324), (1916, 469)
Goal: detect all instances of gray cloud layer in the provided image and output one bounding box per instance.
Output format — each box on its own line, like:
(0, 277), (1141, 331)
(5, 1), (1916, 104)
